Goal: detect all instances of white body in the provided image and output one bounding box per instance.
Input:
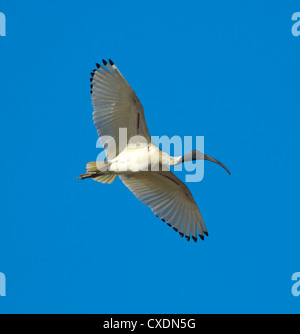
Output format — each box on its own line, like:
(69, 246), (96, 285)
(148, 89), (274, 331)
(108, 143), (181, 173)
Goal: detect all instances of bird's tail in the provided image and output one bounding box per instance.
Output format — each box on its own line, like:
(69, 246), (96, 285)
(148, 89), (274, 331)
(76, 161), (117, 184)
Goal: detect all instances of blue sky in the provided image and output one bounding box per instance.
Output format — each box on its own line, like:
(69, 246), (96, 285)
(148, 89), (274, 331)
(0, 0), (300, 313)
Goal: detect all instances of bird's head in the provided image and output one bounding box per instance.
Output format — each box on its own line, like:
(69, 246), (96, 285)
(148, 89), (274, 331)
(182, 150), (231, 175)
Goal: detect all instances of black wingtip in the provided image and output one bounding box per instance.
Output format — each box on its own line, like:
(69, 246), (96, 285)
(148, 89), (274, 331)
(179, 232), (184, 238)
(199, 234), (204, 241)
(173, 227), (178, 232)
(96, 63), (101, 69)
(192, 236), (197, 243)
(185, 235), (190, 242)
(102, 59), (107, 66)
(108, 59), (114, 65)
(204, 231), (209, 237)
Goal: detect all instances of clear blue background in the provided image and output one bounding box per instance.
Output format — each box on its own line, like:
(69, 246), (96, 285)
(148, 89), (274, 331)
(0, 0), (300, 314)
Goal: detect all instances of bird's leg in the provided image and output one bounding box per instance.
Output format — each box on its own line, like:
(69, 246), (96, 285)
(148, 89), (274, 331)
(76, 171), (102, 180)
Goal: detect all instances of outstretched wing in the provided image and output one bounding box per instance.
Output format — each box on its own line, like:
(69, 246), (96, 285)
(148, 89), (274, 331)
(90, 59), (151, 160)
(119, 171), (208, 242)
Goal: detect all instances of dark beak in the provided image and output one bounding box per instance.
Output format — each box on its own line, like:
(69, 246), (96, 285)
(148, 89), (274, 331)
(204, 154), (231, 175)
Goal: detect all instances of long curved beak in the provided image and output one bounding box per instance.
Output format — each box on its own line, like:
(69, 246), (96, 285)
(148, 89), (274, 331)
(204, 154), (231, 175)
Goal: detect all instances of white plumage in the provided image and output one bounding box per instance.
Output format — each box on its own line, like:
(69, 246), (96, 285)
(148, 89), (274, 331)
(78, 59), (230, 242)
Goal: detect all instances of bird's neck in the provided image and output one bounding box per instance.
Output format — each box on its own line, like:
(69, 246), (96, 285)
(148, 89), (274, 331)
(156, 147), (183, 166)
(165, 155), (183, 166)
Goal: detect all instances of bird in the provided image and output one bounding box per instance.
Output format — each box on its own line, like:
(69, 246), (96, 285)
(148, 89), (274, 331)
(77, 59), (230, 242)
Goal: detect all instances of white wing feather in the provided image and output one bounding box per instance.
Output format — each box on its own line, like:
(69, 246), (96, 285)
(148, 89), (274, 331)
(91, 60), (151, 160)
(119, 170), (208, 242)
